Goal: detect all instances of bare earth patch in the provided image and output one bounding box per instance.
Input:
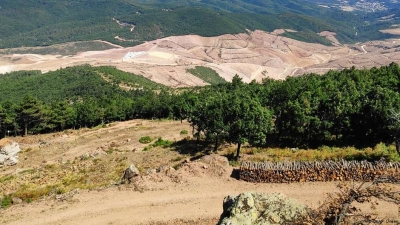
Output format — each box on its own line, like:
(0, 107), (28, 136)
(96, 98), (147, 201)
(1, 30), (400, 87)
(0, 120), (399, 225)
(380, 28), (400, 35)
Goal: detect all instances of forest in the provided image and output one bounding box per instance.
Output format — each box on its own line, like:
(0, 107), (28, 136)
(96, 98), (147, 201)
(1, 63), (400, 158)
(0, 0), (398, 48)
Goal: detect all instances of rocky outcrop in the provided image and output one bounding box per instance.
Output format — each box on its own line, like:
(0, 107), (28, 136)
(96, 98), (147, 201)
(218, 192), (308, 225)
(0, 138), (20, 166)
(122, 164), (140, 184)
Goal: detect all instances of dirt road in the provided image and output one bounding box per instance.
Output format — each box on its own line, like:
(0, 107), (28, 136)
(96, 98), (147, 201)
(1, 120), (399, 225)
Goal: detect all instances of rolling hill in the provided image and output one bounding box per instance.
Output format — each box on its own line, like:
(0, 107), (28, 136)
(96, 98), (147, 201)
(0, 0), (398, 49)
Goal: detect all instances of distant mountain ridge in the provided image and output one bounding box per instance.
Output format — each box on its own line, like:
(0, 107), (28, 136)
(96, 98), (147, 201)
(0, 0), (399, 48)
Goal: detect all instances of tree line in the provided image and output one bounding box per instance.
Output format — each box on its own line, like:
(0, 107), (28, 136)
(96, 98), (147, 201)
(1, 63), (400, 158)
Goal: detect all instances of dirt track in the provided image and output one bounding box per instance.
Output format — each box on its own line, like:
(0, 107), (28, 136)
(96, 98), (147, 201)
(0, 120), (399, 225)
(2, 170), (399, 225)
(1, 177), (339, 225)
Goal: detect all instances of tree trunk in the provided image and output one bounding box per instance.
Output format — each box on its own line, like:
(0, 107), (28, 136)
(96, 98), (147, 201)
(214, 134), (219, 152)
(235, 142), (242, 159)
(24, 122), (28, 136)
(396, 139), (400, 156)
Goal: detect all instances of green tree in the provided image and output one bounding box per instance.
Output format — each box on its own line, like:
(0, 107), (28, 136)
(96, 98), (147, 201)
(0, 103), (6, 138)
(225, 92), (273, 159)
(1, 101), (18, 137)
(16, 95), (43, 136)
(49, 101), (76, 131)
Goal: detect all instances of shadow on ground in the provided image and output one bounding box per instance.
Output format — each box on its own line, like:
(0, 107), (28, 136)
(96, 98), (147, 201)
(171, 139), (214, 160)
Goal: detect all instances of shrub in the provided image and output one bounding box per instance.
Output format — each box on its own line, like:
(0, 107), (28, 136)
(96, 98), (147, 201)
(180, 130), (188, 135)
(1, 195), (12, 208)
(139, 136), (153, 144)
(152, 137), (173, 148)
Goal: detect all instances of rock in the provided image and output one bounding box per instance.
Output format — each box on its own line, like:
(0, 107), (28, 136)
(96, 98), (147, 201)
(218, 192), (308, 225)
(39, 139), (50, 147)
(11, 197), (23, 204)
(122, 164), (140, 184)
(126, 138), (131, 142)
(0, 138), (21, 166)
(146, 169), (157, 174)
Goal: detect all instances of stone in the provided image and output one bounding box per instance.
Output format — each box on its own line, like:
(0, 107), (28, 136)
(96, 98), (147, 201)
(0, 138), (21, 166)
(122, 164), (140, 184)
(218, 192), (308, 225)
(11, 197), (23, 204)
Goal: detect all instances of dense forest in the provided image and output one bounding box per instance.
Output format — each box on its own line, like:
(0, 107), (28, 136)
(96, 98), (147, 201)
(0, 0), (398, 48)
(1, 63), (400, 158)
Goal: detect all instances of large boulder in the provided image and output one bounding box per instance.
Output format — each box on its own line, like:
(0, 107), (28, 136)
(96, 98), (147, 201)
(122, 164), (140, 184)
(218, 192), (308, 225)
(0, 138), (20, 166)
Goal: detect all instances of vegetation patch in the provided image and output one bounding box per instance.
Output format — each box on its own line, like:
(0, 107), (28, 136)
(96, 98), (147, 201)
(244, 143), (400, 163)
(143, 137), (174, 151)
(0, 195), (12, 208)
(139, 136), (153, 144)
(0, 175), (15, 183)
(152, 137), (173, 148)
(186, 66), (227, 85)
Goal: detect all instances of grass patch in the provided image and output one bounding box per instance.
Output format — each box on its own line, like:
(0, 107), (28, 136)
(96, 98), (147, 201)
(13, 184), (66, 202)
(105, 148), (115, 155)
(139, 136), (153, 144)
(186, 66), (227, 85)
(152, 137), (173, 148)
(0, 175), (15, 183)
(245, 143), (400, 162)
(1, 195), (12, 208)
(143, 137), (174, 151)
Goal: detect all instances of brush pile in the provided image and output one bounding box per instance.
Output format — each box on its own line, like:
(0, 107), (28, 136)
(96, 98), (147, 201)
(239, 160), (400, 183)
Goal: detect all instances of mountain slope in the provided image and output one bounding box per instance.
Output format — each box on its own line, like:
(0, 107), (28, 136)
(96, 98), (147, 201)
(0, 0), (398, 49)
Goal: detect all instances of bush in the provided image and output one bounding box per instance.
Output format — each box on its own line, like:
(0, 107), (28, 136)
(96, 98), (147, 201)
(152, 137), (173, 148)
(180, 130), (188, 135)
(139, 136), (153, 144)
(1, 195), (12, 208)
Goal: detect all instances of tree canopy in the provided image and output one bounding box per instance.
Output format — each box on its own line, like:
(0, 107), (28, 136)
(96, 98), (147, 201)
(2, 63), (400, 158)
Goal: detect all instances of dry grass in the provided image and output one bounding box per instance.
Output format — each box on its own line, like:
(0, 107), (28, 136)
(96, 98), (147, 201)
(243, 143), (400, 163)
(1, 119), (399, 208)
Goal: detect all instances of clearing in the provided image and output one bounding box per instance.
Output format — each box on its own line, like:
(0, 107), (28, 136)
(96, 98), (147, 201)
(0, 120), (399, 225)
